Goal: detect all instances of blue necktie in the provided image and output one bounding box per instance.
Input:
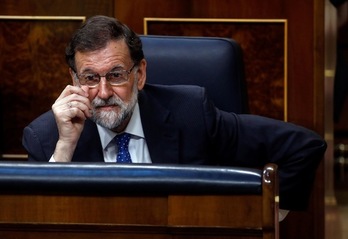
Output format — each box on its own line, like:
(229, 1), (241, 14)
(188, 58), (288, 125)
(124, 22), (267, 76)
(115, 133), (132, 163)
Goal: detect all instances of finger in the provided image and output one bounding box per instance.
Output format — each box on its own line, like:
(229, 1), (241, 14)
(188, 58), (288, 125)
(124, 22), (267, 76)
(54, 91), (91, 112)
(67, 101), (92, 118)
(56, 85), (88, 101)
(67, 106), (88, 121)
(67, 84), (89, 97)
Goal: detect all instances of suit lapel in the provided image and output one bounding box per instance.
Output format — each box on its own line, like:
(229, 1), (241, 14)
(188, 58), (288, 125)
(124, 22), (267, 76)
(138, 90), (180, 164)
(75, 119), (104, 162)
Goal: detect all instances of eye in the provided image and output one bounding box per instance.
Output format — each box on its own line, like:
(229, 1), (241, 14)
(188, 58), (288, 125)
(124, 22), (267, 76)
(78, 74), (100, 86)
(108, 71), (123, 79)
(84, 74), (99, 81)
(80, 74), (99, 84)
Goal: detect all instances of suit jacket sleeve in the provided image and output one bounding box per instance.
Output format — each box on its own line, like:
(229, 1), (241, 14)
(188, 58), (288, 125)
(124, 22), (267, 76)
(204, 98), (327, 210)
(22, 111), (59, 162)
(22, 110), (104, 162)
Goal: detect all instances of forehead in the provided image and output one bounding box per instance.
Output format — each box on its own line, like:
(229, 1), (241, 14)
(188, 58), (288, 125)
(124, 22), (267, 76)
(74, 39), (131, 72)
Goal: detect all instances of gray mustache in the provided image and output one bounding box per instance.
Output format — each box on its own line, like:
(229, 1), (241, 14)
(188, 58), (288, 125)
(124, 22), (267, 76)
(92, 96), (123, 107)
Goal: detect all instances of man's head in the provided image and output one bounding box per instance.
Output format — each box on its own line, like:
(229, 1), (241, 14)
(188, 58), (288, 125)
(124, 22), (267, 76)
(66, 15), (147, 132)
(65, 15), (144, 72)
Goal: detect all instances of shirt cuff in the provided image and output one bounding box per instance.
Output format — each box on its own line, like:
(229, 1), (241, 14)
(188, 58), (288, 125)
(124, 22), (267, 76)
(49, 155), (56, 162)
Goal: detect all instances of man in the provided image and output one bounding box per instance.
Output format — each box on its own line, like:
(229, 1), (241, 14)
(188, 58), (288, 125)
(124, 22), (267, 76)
(22, 15), (326, 212)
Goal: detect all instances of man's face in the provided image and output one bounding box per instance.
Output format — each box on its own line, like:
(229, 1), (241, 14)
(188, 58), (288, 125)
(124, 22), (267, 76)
(70, 39), (146, 131)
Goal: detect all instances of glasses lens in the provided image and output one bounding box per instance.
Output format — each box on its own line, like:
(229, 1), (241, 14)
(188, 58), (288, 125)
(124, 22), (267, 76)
(107, 71), (127, 85)
(80, 74), (100, 87)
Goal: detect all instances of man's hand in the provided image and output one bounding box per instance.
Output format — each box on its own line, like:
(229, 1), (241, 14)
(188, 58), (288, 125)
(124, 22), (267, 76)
(52, 85), (91, 162)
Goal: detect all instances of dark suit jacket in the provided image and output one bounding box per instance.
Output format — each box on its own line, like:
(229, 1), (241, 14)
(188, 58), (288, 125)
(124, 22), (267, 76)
(23, 84), (327, 210)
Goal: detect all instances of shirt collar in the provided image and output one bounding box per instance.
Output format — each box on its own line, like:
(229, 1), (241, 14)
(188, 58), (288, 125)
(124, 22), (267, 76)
(97, 103), (144, 150)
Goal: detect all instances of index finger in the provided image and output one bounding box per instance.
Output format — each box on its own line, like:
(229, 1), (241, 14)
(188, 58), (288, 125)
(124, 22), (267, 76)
(57, 85), (88, 101)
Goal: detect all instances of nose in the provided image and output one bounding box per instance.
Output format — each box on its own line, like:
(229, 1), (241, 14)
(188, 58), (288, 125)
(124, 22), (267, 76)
(97, 77), (114, 99)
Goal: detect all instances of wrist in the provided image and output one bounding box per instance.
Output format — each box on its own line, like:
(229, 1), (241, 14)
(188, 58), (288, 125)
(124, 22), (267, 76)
(53, 140), (77, 162)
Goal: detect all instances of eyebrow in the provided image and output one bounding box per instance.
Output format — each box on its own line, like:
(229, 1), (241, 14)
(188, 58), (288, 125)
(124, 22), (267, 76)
(80, 65), (126, 74)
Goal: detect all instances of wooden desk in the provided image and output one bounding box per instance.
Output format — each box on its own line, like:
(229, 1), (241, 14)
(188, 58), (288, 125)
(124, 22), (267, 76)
(0, 163), (279, 239)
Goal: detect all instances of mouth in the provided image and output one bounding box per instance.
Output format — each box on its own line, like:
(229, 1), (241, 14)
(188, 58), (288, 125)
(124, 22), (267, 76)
(96, 105), (118, 111)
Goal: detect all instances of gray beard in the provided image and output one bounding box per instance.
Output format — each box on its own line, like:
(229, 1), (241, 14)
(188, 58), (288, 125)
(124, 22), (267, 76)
(90, 82), (138, 130)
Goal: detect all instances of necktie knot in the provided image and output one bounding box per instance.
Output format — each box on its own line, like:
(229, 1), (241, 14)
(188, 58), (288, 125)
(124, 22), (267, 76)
(115, 133), (132, 163)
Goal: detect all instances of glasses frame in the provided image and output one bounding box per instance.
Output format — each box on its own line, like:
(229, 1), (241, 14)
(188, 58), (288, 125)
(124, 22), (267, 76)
(73, 64), (136, 88)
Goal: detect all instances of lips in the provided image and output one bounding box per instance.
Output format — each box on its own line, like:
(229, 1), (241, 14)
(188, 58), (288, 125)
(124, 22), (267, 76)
(97, 103), (121, 111)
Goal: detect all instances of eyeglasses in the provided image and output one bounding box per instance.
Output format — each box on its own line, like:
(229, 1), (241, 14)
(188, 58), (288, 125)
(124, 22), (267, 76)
(74, 64), (136, 87)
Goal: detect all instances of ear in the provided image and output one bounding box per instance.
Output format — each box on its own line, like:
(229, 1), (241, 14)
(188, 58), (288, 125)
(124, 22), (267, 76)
(136, 59), (147, 90)
(69, 68), (78, 86)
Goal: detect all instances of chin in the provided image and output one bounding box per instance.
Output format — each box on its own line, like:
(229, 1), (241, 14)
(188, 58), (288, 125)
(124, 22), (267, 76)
(92, 110), (120, 128)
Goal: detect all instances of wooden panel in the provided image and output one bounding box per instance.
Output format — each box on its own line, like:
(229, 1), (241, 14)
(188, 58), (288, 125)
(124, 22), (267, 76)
(0, 194), (274, 239)
(0, 224), (169, 239)
(168, 195), (262, 227)
(0, 195), (168, 224)
(0, 16), (84, 157)
(114, 0), (191, 34)
(145, 18), (287, 120)
(0, 0), (114, 17)
(0, 225), (264, 239)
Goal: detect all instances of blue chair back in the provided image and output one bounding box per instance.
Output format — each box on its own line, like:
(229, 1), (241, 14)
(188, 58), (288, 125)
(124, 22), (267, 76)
(140, 35), (249, 113)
